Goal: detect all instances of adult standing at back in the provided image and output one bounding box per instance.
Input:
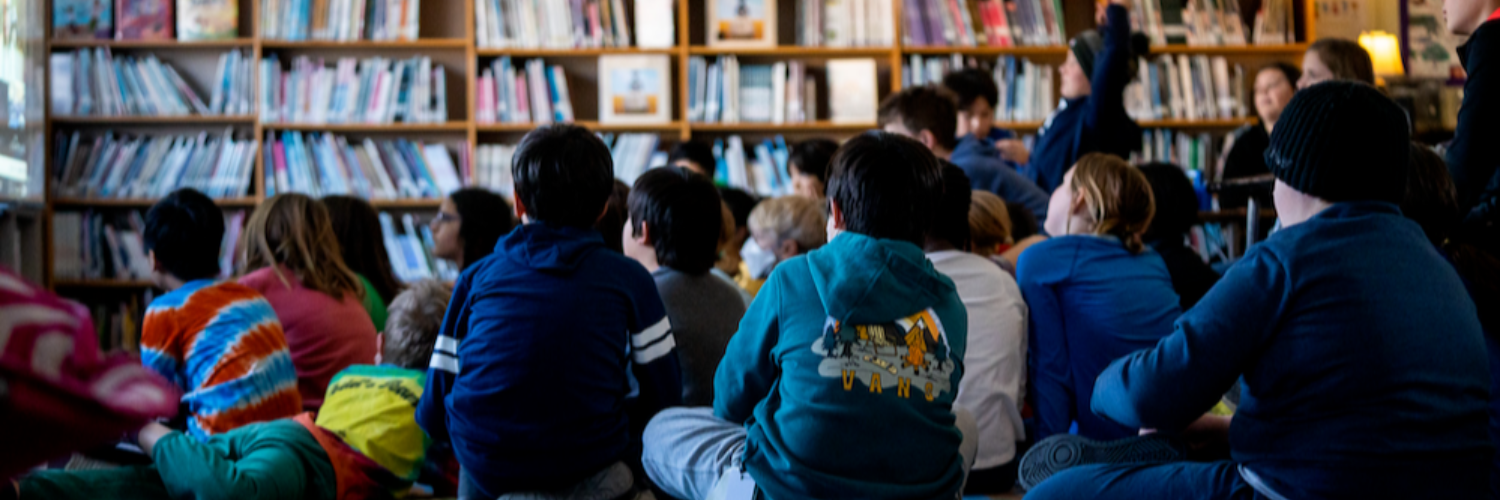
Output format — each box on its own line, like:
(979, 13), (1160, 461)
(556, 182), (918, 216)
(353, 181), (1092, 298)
(1027, 0), (1144, 194)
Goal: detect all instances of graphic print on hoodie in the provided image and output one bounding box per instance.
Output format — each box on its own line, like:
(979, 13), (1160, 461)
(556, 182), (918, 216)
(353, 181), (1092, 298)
(714, 231), (969, 500)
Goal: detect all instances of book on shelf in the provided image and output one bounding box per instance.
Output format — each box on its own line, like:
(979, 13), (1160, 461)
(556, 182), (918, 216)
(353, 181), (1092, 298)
(116, 0), (174, 40)
(50, 49), (252, 117)
(902, 0), (1063, 48)
(52, 129), (257, 200)
(691, 57), (815, 124)
(53, 210), (155, 282)
(795, 0), (894, 47)
(177, 0), (239, 41)
(263, 131), (468, 200)
(599, 133), (665, 186)
(77, 294), (153, 353)
(1123, 54), (1247, 121)
(379, 211), (459, 282)
(474, 143), (515, 196)
(259, 54), (448, 124)
(826, 58), (876, 124)
(711, 134), (791, 196)
(1130, 128), (1222, 184)
(260, 0), (419, 41)
(1138, 0), (1277, 47)
(476, 0), (637, 49)
(55, 0), (114, 39)
(475, 57), (574, 125)
(635, 0), (675, 48)
(903, 54), (1056, 122)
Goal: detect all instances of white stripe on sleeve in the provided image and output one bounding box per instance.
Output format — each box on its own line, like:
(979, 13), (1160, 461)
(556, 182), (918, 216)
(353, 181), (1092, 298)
(632, 334), (677, 364)
(631, 317), (672, 348)
(434, 335), (459, 354)
(430, 351), (460, 374)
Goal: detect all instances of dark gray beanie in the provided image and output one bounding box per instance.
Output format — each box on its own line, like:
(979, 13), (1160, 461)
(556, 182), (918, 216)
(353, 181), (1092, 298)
(1264, 81), (1410, 204)
(1070, 31), (1103, 80)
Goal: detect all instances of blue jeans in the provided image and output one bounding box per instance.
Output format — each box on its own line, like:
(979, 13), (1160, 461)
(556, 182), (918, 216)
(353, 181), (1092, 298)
(1024, 461), (1268, 500)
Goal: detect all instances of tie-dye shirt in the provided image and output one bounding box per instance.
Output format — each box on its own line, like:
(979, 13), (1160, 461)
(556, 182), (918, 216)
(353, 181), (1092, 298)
(142, 279), (302, 440)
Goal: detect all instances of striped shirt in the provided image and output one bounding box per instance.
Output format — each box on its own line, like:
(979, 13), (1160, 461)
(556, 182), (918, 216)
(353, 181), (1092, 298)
(142, 279), (302, 440)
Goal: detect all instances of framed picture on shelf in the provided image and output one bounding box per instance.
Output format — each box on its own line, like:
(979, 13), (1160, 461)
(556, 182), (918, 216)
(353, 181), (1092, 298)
(599, 55), (673, 125)
(708, 0), (776, 47)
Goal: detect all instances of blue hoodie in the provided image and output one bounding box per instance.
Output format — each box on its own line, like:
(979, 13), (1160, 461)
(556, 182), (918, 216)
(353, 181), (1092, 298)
(415, 223), (682, 498)
(948, 138), (1051, 221)
(714, 232), (969, 500)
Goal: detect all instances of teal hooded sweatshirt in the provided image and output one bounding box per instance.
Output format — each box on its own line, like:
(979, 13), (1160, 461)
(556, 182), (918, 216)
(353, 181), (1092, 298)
(713, 231), (969, 500)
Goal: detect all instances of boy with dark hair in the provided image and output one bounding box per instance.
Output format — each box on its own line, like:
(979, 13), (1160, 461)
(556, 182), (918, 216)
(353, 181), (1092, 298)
(1445, 0), (1500, 259)
(924, 164), (1030, 495)
(669, 141), (719, 178)
(643, 132), (977, 500)
(1024, 82), (1491, 499)
(140, 188), (301, 440)
(417, 124), (682, 499)
(788, 138), (839, 199)
(1028, 0), (1142, 194)
(943, 68), (1032, 168)
(879, 86), (1051, 222)
(623, 167), (747, 406)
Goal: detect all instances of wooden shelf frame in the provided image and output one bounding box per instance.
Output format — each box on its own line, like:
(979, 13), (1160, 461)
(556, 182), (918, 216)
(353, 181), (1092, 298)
(40, 0), (1316, 290)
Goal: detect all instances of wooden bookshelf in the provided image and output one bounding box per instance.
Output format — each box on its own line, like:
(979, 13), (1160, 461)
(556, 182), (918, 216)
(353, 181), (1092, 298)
(40, 0), (1317, 291)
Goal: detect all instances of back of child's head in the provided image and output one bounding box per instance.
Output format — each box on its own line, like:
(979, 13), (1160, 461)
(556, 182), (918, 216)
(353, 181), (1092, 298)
(596, 179), (632, 253)
(448, 187), (515, 267)
(827, 132), (945, 245)
(931, 163), (975, 250)
(1308, 38), (1376, 85)
(968, 190), (1013, 256)
(322, 195), (403, 304)
(239, 193), (362, 300)
(1266, 81), (1409, 204)
(383, 279), (453, 370)
(669, 141), (718, 178)
(942, 68), (1000, 110)
(1006, 201), (1040, 240)
(789, 138), (839, 186)
(877, 86), (959, 151)
(512, 124), (615, 229)
(1403, 142), (1461, 247)
(1069, 153), (1156, 253)
(629, 167), (725, 275)
(718, 186), (757, 233)
(1136, 163), (1200, 243)
(144, 188), (225, 281)
(748, 195), (828, 252)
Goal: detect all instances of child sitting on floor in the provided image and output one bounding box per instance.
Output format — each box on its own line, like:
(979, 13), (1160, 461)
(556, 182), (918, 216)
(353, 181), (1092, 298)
(140, 188), (301, 439)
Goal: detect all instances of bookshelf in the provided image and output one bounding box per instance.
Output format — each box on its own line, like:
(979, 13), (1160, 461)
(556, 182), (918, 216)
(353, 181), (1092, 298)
(41, 0), (1316, 292)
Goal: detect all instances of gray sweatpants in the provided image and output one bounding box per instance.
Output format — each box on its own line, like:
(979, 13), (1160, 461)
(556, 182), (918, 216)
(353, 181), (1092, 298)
(641, 407), (978, 500)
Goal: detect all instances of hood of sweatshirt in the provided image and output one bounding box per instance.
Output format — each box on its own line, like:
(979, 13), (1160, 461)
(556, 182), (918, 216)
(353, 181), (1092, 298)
(496, 223), (604, 274)
(805, 231), (957, 325)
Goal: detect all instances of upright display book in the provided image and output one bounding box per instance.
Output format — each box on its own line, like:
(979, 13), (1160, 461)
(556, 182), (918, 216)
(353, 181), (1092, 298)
(116, 0), (174, 40)
(54, 0), (113, 39)
(177, 0), (239, 40)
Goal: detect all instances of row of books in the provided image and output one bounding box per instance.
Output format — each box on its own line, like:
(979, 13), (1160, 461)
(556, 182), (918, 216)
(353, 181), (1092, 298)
(54, 0), (239, 41)
(1124, 55), (1248, 122)
(379, 211), (459, 282)
(262, 131), (466, 200)
(602, 133), (666, 186)
(53, 206), (244, 281)
(903, 54), (1056, 122)
(794, 0), (896, 47)
(258, 54), (449, 124)
(688, 56), (817, 125)
(473, 143), (516, 196)
(260, 0), (420, 41)
(477, 0), (666, 49)
(1132, 0), (1292, 47)
(1131, 128), (1221, 182)
(53, 129), (256, 200)
(903, 0), (1065, 48)
(475, 57), (575, 125)
(49, 49), (253, 117)
(715, 135), (792, 197)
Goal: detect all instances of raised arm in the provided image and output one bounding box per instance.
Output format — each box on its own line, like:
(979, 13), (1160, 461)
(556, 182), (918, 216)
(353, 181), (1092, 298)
(1085, 3), (1135, 127)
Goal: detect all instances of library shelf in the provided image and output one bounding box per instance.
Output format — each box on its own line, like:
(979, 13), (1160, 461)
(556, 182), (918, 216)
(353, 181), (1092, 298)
(261, 122), (470, 132)
(51, 197), (260, 208)
(1139, 118), (1257, 128)
(690, 121), (878, 133)
(51, 115), (259, 125)
(1200, 208), (1278, 223)
(48, 38), (256, 49)
(1146, 43), (1310, 55)
(900, 45), (1069, 57)
(478, 47), (678, 57)
(688, 46), (896, 57)
(260, 39), (469, 50)
(576, 121), (686, 132)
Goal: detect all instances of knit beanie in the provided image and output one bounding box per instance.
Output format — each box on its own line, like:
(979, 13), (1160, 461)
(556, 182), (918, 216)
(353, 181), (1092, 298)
(1264, 81), (1410, 204)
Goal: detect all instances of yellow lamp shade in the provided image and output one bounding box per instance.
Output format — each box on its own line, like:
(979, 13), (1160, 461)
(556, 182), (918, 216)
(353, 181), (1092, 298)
(1359, 31), (1405, 78)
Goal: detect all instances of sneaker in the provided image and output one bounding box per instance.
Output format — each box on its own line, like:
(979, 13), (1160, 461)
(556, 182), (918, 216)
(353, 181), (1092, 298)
(1017, 434), (1187, 491)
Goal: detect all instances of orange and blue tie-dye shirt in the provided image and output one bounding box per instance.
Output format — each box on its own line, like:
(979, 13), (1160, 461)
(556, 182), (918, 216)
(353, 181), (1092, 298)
(142, 279), (303, 440)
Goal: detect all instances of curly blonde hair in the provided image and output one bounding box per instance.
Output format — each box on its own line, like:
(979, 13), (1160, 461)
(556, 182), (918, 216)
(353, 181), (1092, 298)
(238, 193), (364, 301)
(1069, 153), (1155, 254)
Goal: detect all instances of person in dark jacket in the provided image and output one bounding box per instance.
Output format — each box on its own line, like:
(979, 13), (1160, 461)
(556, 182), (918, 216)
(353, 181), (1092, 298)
(415, 125), (682, 499)
(1025, 82), (1491, 500)
(1445, 0), (1500, 258)
(1027, 0), (1143, 195)
(878, 85), (1051, 221)
(942, 68), (1033, 169)
(1138, 163), (1220, 310)
(1219, 63), (1299, 209)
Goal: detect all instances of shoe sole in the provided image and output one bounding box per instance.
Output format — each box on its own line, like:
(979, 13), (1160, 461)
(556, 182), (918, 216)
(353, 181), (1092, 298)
(1017, 434), (1187, 491)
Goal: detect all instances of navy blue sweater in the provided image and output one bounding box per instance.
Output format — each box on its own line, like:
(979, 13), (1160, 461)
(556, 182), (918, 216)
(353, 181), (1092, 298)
(1448, 17), (1500, 244)
(1016, 235), (1181, 441)
(1093, 202), (1491, 499)
(950, 136), (1051, 221)
(415, 223), (682, 498)
(1026, 5), (1142, 194)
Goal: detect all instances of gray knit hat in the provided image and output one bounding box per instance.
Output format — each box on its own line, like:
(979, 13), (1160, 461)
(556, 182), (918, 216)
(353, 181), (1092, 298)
(1264, 81), (1410, 204)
